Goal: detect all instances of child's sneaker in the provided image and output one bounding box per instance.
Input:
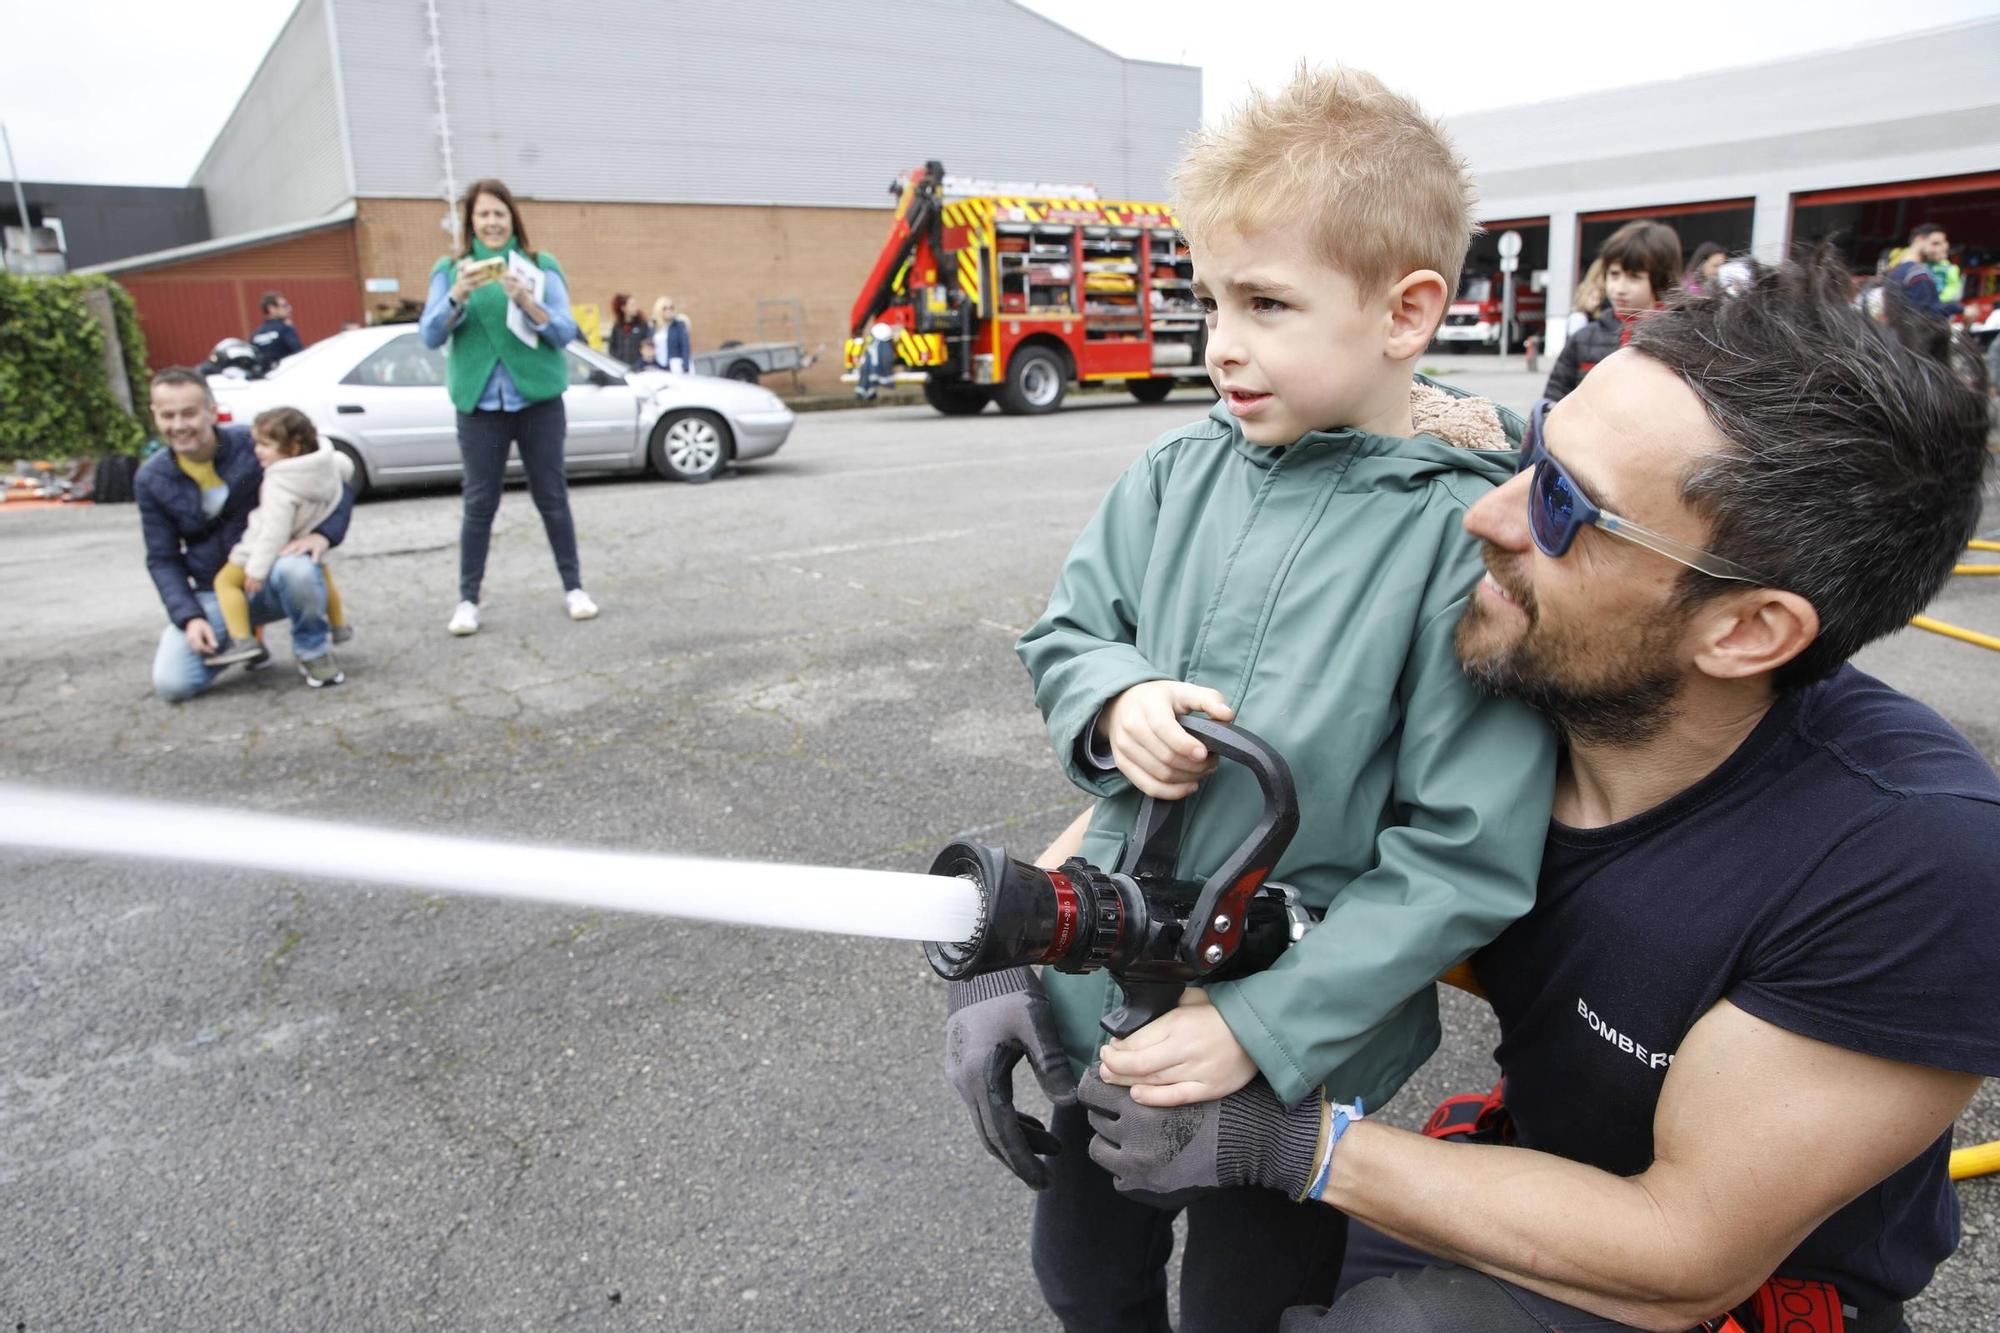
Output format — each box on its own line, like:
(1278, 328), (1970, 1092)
(204, 641), (270, 669)
(298, 653), (345, 689)
(448, 601), (480, 636)
(566, 589), (599, 621)
(332, 623), (355, 645)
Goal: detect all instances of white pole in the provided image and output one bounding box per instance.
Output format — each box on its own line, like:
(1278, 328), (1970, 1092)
(1, 122), (33, 260)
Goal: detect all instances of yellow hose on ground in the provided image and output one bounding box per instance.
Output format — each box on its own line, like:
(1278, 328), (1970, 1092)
(1968, 539), (2000, 552)
(1953, 565), (2000, 575)
(1910, 616), (2000, 652)
(1951, 1141), (2000, 1181)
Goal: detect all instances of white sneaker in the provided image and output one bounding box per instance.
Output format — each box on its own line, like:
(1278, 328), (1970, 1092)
(447, 601), (480, 636)
(566, 589), (599, 621)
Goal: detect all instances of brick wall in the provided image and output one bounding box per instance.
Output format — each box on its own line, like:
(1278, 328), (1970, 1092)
(355, 198), (896, 391)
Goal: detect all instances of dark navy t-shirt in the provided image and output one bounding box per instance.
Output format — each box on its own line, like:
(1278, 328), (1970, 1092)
(1473, 666), (2000, 1309)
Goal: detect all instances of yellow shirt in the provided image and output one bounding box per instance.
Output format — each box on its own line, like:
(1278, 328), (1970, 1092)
(174, 452), (229, 519)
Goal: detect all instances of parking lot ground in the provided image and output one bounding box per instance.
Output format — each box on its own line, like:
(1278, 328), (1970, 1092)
(2, 385), (1996, 1330)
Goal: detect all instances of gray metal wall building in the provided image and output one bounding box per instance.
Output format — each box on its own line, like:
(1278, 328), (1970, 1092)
(196, 0), (1201, 238)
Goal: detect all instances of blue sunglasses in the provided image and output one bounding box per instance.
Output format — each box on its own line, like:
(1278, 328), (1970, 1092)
(1518, 400), (1766, 585)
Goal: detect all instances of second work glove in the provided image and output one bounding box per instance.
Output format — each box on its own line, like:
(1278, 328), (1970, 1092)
(1078, 1066), (1361, 1209)
(943, 967), (1079, 1190)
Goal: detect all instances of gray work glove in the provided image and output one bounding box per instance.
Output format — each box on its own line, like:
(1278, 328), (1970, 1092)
(1078, 1066), (1340, 1208)
(944, 967), (1079, 1190)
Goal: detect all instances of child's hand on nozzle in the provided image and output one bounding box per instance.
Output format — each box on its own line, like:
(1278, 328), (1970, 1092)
(1098, 681), (1235, 799)
(1096, 989), (1257, 1107)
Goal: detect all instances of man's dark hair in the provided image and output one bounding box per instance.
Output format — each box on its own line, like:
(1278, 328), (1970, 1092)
(149, 366), (214, 403)
(1910, 222), (1945, 244)
(260, 290), (286, 314)
(1631, 247), (1990, 690)
(1598, 220), (1684, 301)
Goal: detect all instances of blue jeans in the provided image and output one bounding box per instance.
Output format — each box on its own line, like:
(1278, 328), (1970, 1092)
(151, 555), (331, 703)
(456, 396), (581, 603)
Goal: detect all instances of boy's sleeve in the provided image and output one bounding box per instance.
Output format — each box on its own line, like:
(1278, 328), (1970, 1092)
(1205, 540), (1557, 1107)
(1016, 449), (1174, 795)
(312, 482), (356, 549)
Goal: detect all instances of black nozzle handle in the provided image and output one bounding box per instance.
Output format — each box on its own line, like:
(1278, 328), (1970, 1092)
(1102, 981), (1186, 1040)
(1118, 716), (1299, 974)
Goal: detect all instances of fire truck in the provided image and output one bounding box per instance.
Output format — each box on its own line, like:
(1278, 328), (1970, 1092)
(845, 161), (1210, 415)
(1434, 271), (1546, 350)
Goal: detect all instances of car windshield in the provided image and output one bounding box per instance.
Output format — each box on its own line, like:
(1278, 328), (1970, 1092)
(568, 341), (633, 378)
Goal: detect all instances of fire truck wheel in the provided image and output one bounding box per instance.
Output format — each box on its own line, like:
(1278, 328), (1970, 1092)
(1127, 377), (1176, 404)
(922, 378), (991, 415)
(649, 410), (732, 483)
(997, 345), (1068, 415)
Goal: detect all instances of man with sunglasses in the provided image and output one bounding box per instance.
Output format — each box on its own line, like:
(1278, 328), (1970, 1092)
(1077, 253), (2000, 1331)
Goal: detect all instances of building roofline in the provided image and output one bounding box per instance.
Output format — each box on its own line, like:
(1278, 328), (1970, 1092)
(999, 0), (1197, 74)
(1449, 15), (2000, 125)
(188, 0), (313, 187)
(76, 202), (355, 275)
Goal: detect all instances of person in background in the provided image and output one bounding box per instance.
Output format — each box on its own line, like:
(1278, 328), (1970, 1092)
(652, 296), (693, 373)
(854, 322), (899, 400)
(249, 292), (304, 371)
(138, 369), (354, 701)
(1542, 220), (1681, 402)
(204, 407), (355, 685)
(420, 177), (600, 637)
(1886, 224), (1964, 325)
(1564, 258), (1604, 337)
(1681, 241), (1727, 295)
(606, 293), (649, 367)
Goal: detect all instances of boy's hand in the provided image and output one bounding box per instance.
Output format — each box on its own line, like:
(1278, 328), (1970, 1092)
(1098, 681), (1235, 799)
(1097, 989), (1257, 1107)
(243, 575), (264, 597)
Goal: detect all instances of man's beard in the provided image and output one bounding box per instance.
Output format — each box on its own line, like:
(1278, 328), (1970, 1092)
(1455, 550), (1684, 747)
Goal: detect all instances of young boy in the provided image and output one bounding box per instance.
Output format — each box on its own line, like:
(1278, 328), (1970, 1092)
(941, 67), (1556, 1331)
(1542, 219), (1682, 402)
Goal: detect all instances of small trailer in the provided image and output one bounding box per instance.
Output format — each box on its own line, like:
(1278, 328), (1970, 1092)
(689, 298), (821, 386)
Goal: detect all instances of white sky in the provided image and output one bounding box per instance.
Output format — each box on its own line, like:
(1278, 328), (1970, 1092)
(4, 0), (1998, 186)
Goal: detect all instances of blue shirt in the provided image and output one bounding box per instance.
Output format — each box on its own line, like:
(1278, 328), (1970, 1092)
(1474, 665), (2000, 1309)
(419, 261), (580, 411)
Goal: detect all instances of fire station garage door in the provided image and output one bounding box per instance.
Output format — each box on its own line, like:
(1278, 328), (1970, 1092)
(1792, 170), (2000, 330)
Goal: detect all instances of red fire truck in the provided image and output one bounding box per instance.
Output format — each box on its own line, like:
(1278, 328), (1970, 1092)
(845, 161), (1211, 415)
(1434, 271), (1546, 351)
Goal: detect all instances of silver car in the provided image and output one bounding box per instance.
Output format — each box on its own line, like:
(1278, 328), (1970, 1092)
(208, 326), (795, 496)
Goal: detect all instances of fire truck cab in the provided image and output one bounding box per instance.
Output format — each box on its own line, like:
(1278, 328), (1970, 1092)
(845, 161), (1211, 415)
(1435, 271), (1546, 350)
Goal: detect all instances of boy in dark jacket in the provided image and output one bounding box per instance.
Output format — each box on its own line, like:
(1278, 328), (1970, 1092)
(138, 368), (354, 700)
(944, 67), (1556, 1332)
(1542, 220), (1682, 402)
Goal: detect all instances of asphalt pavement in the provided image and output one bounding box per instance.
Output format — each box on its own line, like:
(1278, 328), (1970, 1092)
(2, 358), (1996, 1330)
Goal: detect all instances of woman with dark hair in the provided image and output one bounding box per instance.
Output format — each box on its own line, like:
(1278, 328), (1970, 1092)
(1683, 241), (1728, 295)
(606, 294), (649, 366)
(420, 178), (598, 636)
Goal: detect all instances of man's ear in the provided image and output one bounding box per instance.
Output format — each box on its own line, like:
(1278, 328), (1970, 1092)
(1386, 270), (1450, 359)
(1691, 589), (1820, 682)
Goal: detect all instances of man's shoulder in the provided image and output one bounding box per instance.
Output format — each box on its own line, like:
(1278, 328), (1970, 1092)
(1795, 666), (2000, 809)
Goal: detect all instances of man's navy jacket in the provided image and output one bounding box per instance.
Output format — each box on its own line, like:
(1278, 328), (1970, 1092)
(136, 424), (355, 628)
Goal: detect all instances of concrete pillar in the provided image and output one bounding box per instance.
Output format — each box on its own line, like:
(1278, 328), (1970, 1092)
(1541, 207), (1579, 360)
(81, 286), (134, 415)
(1749, 189), (1792, 263)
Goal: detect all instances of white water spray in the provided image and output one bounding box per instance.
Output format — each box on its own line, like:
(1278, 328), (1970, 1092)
(0, 785), (983, 944)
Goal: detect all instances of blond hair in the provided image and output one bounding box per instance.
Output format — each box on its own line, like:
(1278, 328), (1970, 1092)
(1173, 65), (1478, 296)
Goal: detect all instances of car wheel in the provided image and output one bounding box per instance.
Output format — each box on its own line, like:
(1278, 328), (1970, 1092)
(724, 359), (760, 383)
(922, 377), (991, 415)
(996, 345), (1067, 415)
(333, 441), (370, 501)
(649, 410), (732, 483)
(1127, 377), (1175, 404)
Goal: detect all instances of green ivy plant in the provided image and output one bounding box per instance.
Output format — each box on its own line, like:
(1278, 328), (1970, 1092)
(0, 272), (152, 462)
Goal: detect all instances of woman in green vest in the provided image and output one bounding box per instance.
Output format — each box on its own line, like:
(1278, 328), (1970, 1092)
(420, 178), (598, 636)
